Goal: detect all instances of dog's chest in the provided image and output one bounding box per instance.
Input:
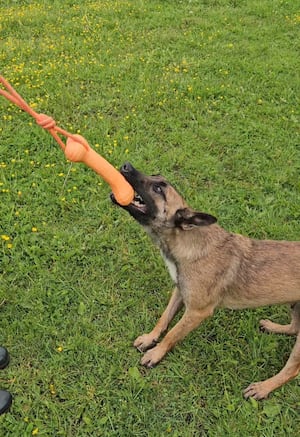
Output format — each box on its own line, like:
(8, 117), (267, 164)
(161, 251), (178, 284)
(144, 226), (179, 284)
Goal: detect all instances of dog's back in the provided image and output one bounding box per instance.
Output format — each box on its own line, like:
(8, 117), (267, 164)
(216, 233), (300, 309)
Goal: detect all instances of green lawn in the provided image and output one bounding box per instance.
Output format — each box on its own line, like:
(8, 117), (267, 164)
(0, 0), (299, 435)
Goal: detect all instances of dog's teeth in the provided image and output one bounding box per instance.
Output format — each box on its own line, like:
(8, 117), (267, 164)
(134, 193), (145, 205)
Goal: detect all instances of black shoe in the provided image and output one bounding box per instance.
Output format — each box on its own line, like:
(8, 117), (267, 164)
(0, 347), (9, 369)
(0, 346), (9, 369)
(0, 390), (12, 414)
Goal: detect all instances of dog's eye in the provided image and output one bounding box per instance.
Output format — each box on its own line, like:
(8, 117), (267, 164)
(153, 184), (163, 194)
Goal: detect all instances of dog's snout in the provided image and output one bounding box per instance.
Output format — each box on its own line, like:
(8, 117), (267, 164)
(120, 162), (145, 187)
(121, 162), (134, 174)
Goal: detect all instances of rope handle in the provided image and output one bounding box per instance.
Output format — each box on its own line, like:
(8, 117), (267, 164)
(0, 76), (134, 206)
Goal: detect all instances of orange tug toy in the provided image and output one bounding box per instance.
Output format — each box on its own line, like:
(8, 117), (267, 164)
(0, 76), (134, 206)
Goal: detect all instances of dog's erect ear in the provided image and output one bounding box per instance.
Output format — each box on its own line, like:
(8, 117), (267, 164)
(174, 208), (217, 230)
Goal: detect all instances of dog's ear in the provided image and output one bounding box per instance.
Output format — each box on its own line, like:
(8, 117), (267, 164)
(174, 208), (217, 230)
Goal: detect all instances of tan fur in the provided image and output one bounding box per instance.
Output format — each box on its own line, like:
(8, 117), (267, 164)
(130, 179), (300, 400)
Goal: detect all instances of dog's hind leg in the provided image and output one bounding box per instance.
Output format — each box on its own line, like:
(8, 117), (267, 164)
(259, 302), (300, 336)
(134, 287), (183, 352)
(244, 329), (300, 400)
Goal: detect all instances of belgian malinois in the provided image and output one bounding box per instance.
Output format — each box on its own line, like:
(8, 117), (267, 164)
(111, 163), (300, 400)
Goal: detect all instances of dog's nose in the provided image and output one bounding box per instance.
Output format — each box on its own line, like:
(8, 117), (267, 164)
(121, 162), (134, 173)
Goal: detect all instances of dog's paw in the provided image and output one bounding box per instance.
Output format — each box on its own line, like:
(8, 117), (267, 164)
(243, 382), (269, 401)
(140, 344), (165, 368)
(259, 319), (273, 333)
(133, 334), (158, 352)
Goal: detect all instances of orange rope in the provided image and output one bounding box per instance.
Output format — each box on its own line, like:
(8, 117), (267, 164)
(0, 76), (135, 205)
(0, 76), (89, 152)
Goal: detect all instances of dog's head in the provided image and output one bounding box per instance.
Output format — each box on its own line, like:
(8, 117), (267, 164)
(111, 163), (217, 230)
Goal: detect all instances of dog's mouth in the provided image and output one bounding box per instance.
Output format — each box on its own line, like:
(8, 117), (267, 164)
(110, 163), (158, 224)
(110, 190), (148, 215)
(131, 192), (147, 213)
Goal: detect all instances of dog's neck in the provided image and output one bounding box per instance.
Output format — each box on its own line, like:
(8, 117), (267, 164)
(143, 223), (226, 263)
(143, 223), (230, 287)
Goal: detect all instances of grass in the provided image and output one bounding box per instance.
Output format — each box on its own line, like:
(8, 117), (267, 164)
(0, 0), (299, 435)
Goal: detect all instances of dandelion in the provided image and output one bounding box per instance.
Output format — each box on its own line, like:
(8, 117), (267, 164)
(31, 227), (38, 232)
(7, 244), (13, 249)
(1, 235), (10, 241)
(32, 428), (39, 435)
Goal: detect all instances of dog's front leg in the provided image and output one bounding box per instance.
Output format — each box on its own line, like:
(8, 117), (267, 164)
(134, 287), (183, 352)
(140, 305), (214, 368)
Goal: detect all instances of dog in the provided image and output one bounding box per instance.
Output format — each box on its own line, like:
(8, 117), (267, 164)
(111, 162), (300, 400)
